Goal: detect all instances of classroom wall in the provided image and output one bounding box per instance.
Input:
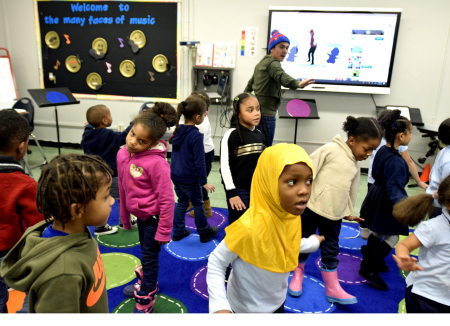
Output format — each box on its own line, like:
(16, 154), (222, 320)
(2, 0), (450, 169)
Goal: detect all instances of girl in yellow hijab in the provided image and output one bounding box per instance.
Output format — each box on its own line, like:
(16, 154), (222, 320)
(207, 143), (324, 313)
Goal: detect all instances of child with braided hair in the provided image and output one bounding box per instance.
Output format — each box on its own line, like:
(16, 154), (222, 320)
(359, 109), (413, 291)
(220, 92), (267, 226)
(0, 153), (113, 313)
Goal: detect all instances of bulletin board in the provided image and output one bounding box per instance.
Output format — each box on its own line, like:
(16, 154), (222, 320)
(34, 0), (181, 103)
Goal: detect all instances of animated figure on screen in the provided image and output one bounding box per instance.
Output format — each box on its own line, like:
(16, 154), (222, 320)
(327, 47), (339, 64)
(286, 45), (298, 62)
(307, 30), (317, 65)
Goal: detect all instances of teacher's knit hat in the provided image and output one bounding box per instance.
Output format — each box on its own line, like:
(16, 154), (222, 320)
(268, 30), (290, 53)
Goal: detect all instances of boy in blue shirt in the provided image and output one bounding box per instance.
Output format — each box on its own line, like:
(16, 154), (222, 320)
(81, 104), (136, 234)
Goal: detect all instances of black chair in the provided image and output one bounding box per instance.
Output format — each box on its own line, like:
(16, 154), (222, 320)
(13, 98), (48, 172)
(139, 101), (155, 113)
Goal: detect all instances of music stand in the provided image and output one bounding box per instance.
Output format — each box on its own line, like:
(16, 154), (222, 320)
(278, 99), (320, 144)
(28, 87), (80, 154)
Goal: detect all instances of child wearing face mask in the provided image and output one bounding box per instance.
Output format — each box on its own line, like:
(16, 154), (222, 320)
(207, 143), (323, 313)
(358, 110), (413, 291)
(288, 116), (382, 305)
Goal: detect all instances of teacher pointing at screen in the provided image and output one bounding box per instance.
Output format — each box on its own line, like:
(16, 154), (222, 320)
(244, 30), (315, 146)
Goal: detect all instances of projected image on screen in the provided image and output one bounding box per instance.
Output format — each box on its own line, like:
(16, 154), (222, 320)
(269, 11), (400, 87)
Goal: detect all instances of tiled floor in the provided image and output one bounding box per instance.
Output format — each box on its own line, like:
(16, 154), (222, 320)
(24, 145), (426, 217)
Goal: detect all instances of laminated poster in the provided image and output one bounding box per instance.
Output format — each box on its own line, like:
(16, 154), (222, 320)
(195, 44), (214, 67)
(212, 43), (236, 68)
(240, 27), (258, 56)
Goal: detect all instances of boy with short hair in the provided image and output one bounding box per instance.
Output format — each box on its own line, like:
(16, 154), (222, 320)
(0, 110), (44, 313)
(81, 104), (136, 234)
(1, 154), (112, 313)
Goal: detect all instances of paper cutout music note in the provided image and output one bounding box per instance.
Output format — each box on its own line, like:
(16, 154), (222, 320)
(64, 34), (71, 44)
(118, 38), (124, 48)
(148, 71), (155, 82)
(54, 60), (61, 70)
(106, 62), (112, 73)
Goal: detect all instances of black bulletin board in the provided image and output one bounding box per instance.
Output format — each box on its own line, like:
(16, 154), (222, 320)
(35, 0), (181, 101)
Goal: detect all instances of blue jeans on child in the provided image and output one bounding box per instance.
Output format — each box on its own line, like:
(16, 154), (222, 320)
(225, 188), (250, 225)
(202, 150), (215, 201)
(0, 256), (8, 313)
(173, 181), (212, 236)
(298, 207), (343, 271)
(257, 115), (276, 147)
(137, 215), (162, 293)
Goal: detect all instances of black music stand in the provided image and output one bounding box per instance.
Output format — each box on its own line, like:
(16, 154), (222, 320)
(28, 87), (80, 154)
(278, 99), (320, 144)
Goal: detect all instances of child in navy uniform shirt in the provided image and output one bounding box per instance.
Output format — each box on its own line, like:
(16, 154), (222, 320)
(81, 104), (135, 234)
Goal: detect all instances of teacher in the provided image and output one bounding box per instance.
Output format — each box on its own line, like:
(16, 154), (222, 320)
(244, 30), (315, 146)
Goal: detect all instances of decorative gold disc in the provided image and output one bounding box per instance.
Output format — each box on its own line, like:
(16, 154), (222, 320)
(130, 30), (146, 49)
(92, 38), (108, 55)
(65, 55), (82, 73)
(119, 60), (136, 78)
(45, 31), (60, 49)
(152, 54), (168, 73)
(86, 72), (102, 90)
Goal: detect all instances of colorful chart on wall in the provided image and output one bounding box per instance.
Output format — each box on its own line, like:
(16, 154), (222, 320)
(34, 0), (181, 103)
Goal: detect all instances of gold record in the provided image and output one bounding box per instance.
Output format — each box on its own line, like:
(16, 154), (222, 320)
(119, 60), (136, 78)
(92, 38), (108, 55)
(86, 73), (102, 90)
(130, 30), (146, 49)
(45, 31), (60, 49)
(65, 55), (82, 73)
(152, 54), (168, 73)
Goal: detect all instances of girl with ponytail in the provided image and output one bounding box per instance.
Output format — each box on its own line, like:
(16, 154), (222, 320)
(288, 115), (382, 305)
(392, 175), (450, 313)
(358, 109), (413, 291)
(170, 96), (218, 244)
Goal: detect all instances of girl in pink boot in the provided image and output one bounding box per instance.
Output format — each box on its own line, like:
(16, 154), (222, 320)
(288, 116), (382, 305)
(117, 106), (177, 313)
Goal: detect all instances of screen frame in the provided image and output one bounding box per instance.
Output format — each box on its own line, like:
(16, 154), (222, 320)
(268, 7), (402, 95)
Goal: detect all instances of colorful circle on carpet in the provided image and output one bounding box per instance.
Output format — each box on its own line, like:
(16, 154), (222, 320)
(185, 209), (226, 231)
(338, 225), (366, 250)
(191, 265), (209, 300)
(286, 99), (311, 118)
(46, 91), (70, 103)
(164, 233), (219, 261)
(112, 294), (188, 313)
(315, 253), (367, 284)
(399, 268), (410, 280)
(285, 274), (336, 314)
(101, 253), (141, 289)
(96, 226), (140, 248)
(398, 298), (406, 314)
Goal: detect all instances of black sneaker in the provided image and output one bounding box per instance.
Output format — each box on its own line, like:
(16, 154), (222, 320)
(200, 226), (219, 243)
(119, 216), (138, 229)
(172, 229), (191, 241)
(94, 224), (118, 235)
(358, 268), (389, 291)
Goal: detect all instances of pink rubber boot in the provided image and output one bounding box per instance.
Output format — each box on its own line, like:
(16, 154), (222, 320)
(288, 262), (305, 296)
(321, 270), (357, 305)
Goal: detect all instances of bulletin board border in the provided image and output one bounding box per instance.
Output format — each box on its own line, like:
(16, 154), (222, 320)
(33, 0), (182, 104)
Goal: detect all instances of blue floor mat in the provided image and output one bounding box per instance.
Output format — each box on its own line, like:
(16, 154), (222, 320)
(96, 203), (409, 313)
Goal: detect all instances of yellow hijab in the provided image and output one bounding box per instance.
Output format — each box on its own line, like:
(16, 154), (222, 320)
(225, 143), (314, 273)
